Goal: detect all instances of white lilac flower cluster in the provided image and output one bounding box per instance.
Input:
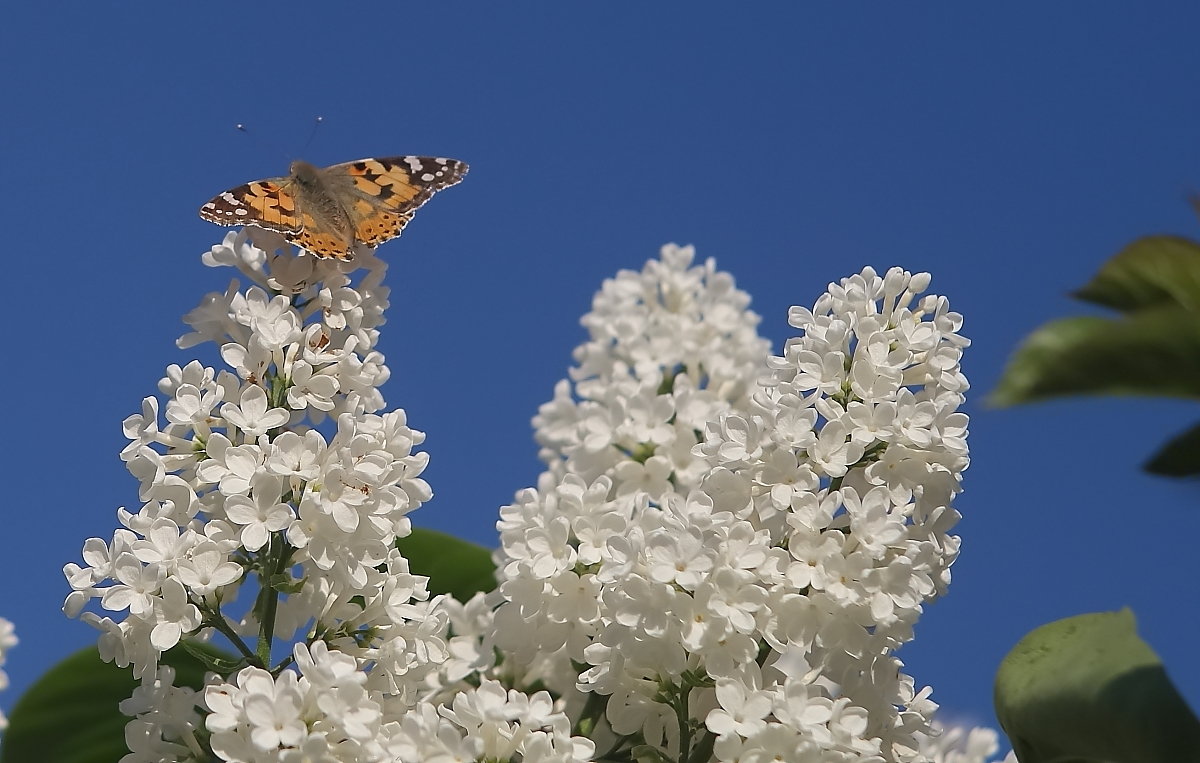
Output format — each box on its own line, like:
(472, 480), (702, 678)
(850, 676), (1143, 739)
(60, 230), (1004, 762)
(61, 230), (588, 762)
(0, 617), (15, 730)
(496, 245), (993, 762)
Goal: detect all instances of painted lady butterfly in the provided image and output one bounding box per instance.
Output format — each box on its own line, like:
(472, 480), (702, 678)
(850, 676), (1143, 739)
(199, 156), (468, 259)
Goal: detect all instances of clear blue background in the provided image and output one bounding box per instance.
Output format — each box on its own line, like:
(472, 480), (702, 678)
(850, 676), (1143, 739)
(3, 3), (1199, 743)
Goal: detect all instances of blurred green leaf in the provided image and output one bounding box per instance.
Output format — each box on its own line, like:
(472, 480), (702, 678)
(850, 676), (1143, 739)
(990, 309), (1200, 406)
(397, 527), (496, 601)
(1144, 421), (1200, 476)
(995, 609), (1200, 763)
(1, 643), (217, 763)
(1074, 235), (1200, 312)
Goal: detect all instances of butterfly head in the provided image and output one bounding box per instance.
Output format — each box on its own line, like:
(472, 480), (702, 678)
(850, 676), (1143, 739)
(289, 160), (323, 186)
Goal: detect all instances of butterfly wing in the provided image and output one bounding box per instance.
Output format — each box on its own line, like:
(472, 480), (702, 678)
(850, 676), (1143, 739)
(293, 220), (356, 259)
(334, 157), (469, 246)
(198, 177), (303, 234)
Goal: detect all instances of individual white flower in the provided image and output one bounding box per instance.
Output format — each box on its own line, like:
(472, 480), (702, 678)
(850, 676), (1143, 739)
(706, 679), (773, 739)
(121, 397), (163, 462)
(223, 473), (295, 551)
(175, 539), (243, 596)
(613, 454), (674, 501)
(522, 515), (577, 579)
(264, 429), (326, 486)
(126, 446), (168, 501)
(131, 518), (201, 571)
(221, 339), (272, 385)
(178, 280), (245, 350)
(318, 284), (364, 331)
(148, 578), (202, 651)
(806, 419), (865, 477)
(842, 486), (907, 558)
(789, 347), (848, 397)
(101, 553), (165, 616)
(220, 384), (290, 438)
(165, 383), (223, 434)
(201, 230), (267, 274)
(284, 359), (339, 411)
(643, 525), (713, 589)
(196, 434), (263, 497)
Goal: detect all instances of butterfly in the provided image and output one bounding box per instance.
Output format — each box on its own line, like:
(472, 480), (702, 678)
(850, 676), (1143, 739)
(199, 156), (468, 259)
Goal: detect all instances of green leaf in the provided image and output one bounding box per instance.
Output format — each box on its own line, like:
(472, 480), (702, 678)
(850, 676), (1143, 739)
(1074, 235), (1200, 312)
(396, 527), (496, 601)
(994, 609), (1200, 763)
(1143, 420), (1200, 477)
(989, 310), (1200, 406)
(1, 643), (219, 763)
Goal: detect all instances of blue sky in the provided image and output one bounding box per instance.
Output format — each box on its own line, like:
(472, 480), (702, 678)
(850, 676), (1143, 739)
(3, 3), (1199, 741)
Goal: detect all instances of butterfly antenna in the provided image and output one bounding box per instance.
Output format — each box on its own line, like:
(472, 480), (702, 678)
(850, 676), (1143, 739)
(234, 122), (292, 165)
(297, 116), (324, 157)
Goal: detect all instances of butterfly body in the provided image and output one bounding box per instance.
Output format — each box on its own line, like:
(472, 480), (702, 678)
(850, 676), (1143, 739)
(200, 156), (468, 259)
(286, 160), (356, 248)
